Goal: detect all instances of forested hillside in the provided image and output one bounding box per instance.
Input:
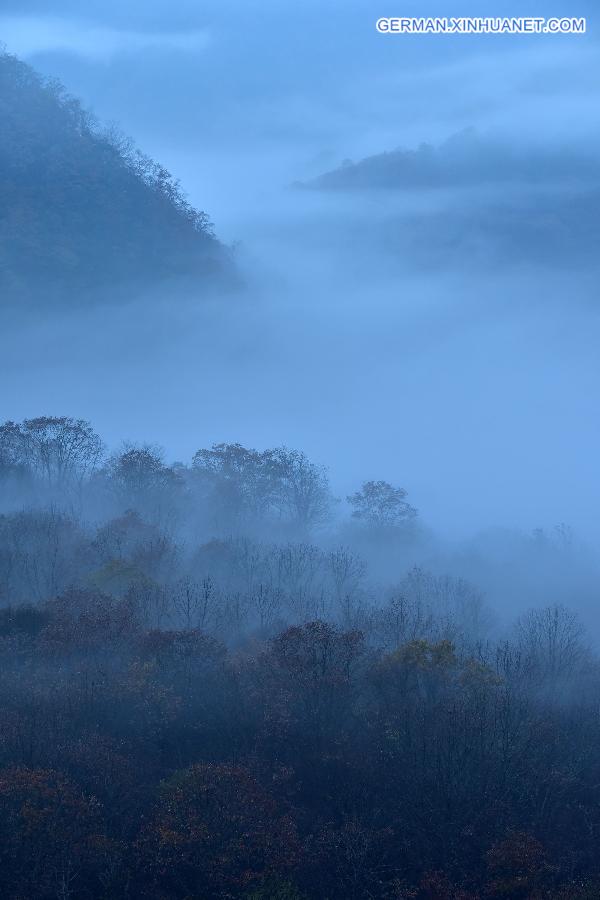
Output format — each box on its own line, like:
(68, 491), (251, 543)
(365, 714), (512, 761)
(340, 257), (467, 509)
(302, 132), (600, 270)
(0, 416), (599, 898)
(308, 131), (600, 192)
(0, 51), (227, 301)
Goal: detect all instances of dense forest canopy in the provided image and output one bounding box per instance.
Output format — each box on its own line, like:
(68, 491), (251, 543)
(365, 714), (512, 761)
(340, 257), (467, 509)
(0, 415), (599, 897)
(0, 50), (228, 300)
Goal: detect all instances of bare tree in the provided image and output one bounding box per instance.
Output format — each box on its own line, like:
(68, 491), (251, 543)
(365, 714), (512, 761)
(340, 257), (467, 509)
(172, 576), (216, 631)
(515, 604), (588, 682)
(265, 447), (334, 532)
(250, 583), (282, 631)
(0, 417), (103, 490)
(192, 442), (272, 529)
(347, 479), (417, 527)
(192, 443), (334, 535)
(326, 547), (367, 626)
(103, 443), (183, 521)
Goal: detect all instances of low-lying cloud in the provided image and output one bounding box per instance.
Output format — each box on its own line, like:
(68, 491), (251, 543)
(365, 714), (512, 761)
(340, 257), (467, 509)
(0, 16), (209, 62)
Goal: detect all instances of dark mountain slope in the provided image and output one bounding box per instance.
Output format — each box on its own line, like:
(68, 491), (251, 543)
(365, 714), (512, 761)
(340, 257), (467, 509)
(0, 51), (228, 301)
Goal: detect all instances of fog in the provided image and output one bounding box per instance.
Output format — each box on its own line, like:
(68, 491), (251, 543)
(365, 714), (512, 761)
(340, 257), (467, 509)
(2, 3), (600, 585)
(6, 7), (600, 896)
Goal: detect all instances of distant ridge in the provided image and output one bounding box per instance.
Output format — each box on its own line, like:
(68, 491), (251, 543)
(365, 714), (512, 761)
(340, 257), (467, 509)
(298, 130), (600, 270)
(304, 130), (600, 192)
(0, 50), (230, 302)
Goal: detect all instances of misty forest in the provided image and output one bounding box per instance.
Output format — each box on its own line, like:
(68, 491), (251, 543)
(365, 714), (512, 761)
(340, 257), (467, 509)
(2, 3), (600, 899)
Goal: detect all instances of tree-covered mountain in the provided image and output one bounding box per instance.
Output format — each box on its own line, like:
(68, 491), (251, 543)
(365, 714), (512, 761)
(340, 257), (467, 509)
(306, 130), (600, 192)
(301, 131), (600, 270)
(0, 50), (229, 301)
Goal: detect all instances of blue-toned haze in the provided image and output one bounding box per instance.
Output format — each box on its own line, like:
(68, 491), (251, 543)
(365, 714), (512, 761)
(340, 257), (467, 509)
(1, 0), (598, 553)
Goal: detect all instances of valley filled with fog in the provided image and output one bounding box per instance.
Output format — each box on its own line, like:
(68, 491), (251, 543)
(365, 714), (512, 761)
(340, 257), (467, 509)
(3, 2), (600, 554)
(2, 4), (600, 897)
